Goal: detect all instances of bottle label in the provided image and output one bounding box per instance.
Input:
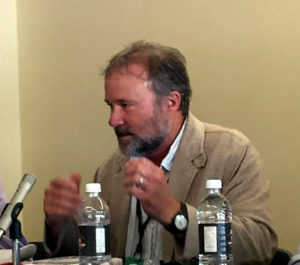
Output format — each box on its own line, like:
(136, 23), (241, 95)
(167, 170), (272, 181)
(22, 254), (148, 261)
(199, 223), (232, 255)
(79, 224), (111, 256)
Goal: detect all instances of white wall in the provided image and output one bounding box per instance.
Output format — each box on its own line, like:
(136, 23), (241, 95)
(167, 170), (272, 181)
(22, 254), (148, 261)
(0, 0), (22, 203)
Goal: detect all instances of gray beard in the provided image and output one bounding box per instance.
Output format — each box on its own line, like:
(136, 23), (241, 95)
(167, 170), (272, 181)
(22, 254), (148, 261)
(115, 101), (170, 157)
(118, 133), (166, 157)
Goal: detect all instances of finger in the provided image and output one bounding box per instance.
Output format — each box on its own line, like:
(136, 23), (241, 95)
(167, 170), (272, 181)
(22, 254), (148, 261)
(124, 183), (145, 200)
(49, 177), (79, 194)
(125, 157), (164, 183)
(44, 185), (81, 205)
(124, 172), (147, 188)
(44, 178), (82, 217)
(44, 195), (80, 217)
(46, 185), (78, 203)
(45, 202), (79, 216)
(70, 172), (81, 192)
(125, 158), (145, 174)
(134, 174), (146, 189)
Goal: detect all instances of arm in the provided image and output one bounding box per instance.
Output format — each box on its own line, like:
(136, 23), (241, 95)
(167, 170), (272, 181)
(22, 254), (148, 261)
(223, 144), (277, 265)
(173, 143), (277, 265)
(43, 173), (82, 257)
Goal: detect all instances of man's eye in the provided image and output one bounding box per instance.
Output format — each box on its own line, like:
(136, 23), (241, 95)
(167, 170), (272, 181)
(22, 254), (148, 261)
(120, 103), (129, 108)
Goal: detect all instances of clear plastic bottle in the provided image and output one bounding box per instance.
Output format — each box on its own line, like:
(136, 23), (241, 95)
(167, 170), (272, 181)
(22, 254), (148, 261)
(197, 179), (232, 265)
(76, 183), (111, 265)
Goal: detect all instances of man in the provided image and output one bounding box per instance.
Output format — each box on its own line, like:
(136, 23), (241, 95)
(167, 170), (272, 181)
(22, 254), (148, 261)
(44, 41), (277, 264)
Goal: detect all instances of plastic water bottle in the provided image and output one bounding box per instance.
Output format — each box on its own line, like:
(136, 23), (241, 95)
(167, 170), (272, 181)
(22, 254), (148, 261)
(197, 179), (232, 265)
(77, 183), (111, 265)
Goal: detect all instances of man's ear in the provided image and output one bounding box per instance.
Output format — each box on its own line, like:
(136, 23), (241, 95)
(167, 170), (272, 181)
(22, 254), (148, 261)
(165, 91), (181, 112)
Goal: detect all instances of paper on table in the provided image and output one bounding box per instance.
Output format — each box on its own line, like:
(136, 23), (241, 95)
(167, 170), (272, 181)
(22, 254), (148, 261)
(0, 249), (13, 264)
(23, 256), (122, 265)
(23, 256), (79, 265)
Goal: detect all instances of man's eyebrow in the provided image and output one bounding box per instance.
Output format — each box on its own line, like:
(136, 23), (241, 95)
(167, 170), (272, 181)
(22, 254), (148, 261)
(104, 99), (131, 105)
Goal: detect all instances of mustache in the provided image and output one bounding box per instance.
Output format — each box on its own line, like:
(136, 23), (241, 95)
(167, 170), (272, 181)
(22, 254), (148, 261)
(114, 126), (133, 136)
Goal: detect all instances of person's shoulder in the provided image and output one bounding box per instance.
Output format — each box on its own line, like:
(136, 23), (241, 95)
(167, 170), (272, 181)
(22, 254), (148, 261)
(200, 122), (262, 168)
(187, 113), (251, 145)
(203, 122), (250, 144)
(95, 150), (128, 178)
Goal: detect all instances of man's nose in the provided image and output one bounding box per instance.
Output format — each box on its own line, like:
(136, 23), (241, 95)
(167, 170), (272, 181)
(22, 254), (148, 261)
(108, 107), (124, 128)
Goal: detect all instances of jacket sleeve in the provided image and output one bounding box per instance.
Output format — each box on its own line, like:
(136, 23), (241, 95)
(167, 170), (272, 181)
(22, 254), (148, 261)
(173, 143), (277, 265)
(223, 143), (278, 265)
(44, 219), (79, 257)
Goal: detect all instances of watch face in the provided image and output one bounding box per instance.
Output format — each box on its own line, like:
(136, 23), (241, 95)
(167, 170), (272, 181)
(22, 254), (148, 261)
(174, 214), (188, 230)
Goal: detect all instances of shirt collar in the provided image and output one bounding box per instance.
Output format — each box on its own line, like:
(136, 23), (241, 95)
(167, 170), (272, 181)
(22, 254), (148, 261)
(161, 118), (187, 171)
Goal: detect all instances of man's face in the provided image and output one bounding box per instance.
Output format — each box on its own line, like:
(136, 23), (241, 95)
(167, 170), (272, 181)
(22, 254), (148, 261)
(104, 64), (170, 157)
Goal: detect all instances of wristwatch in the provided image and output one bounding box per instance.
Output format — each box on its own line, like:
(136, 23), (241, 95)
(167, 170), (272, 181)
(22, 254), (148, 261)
(164, 202), (188, 234)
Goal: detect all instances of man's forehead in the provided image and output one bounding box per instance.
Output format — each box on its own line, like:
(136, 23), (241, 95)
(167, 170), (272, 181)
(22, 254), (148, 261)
(106, 63), (149, 81)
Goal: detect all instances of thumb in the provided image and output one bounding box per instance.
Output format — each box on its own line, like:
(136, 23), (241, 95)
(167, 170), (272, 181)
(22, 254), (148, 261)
(70, 172), (81, 192)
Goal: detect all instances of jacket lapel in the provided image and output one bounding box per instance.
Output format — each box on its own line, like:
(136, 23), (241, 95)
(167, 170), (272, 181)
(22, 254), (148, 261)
(110, 155), (131, 258)
(163, 113), (207, 260)
(169, 113), (207, 201)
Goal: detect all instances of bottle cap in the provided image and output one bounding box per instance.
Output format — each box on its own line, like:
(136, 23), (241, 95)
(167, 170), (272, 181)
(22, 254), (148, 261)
(206, 179), (222, 189)
(85, 183), (101, 192)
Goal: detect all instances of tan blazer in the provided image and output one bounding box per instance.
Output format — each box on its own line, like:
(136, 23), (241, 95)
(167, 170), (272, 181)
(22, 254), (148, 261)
(94, 113), (278, 265)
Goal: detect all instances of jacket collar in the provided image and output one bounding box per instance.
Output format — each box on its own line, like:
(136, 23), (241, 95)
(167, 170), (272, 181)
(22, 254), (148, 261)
(168, 112), (207, 202)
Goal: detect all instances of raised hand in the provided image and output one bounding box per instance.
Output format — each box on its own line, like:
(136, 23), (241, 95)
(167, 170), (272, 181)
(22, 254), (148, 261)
(123, 158), (180, 226)
(44, 172), (82, 237)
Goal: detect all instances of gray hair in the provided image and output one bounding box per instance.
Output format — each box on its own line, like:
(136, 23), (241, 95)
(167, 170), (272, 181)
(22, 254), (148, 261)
(103, 41), (192, 117)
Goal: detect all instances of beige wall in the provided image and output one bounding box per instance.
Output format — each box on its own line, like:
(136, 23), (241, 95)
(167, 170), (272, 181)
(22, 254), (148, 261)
(14, 0), (300, 253)
(0, 0), (23, 207)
